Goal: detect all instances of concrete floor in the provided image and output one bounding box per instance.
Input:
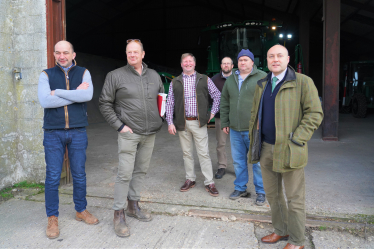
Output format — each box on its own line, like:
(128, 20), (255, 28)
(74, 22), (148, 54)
(1, 113), (373, 248)
(80, 113), (374, 217)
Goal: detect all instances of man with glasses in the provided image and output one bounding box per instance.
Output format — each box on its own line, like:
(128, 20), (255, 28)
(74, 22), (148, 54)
(38, 40), (98, 239)
(99, 39), (164, 237)
(166, 53), (221, 197)
(211, 57), (234, 179)
(220, 49), (267, 205)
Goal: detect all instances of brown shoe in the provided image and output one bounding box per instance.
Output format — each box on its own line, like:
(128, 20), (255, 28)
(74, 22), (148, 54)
(126, 200), (152, 222)
(180, 179), (196, 192)
(76, 210), (99, 225)
(46, 216), (59, 239)
(205, 183), (219, 197)
(114, 210), (130, 237)
(283, 243), (304, 249)
(261, 233), (289, 244)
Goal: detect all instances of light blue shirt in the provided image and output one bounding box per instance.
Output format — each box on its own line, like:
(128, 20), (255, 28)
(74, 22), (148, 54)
(271, 68), (288, 86)
(235, 69), (253, 90)
(38, 63), (93, 109)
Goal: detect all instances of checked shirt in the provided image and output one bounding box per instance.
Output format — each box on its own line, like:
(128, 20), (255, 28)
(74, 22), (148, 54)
(166, 72), (221, 125)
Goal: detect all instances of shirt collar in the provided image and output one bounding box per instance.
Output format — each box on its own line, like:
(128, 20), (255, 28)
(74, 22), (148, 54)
(221, 71), (232, 79)
(235, 68), (253, 75)
(271, 68), (287, 82)
(182, 71), (196, 77)
(60, 61), (75, 72)
(131, 64), (144, 71)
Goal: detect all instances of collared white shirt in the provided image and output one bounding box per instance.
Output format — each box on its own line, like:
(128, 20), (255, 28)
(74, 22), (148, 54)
(271, 68), (288, 86)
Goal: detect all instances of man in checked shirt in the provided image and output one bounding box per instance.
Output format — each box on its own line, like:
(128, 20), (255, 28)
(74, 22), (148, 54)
(166, 53), (221, 197)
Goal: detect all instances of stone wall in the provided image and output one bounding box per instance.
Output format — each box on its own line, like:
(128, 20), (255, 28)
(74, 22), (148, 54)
(0, 0), (47, 189)
(0, 0), (127, 190)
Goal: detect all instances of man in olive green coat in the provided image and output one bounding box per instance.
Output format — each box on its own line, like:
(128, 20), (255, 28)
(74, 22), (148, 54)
(220, 49), (267, 205)
(248, 45), (323, 249)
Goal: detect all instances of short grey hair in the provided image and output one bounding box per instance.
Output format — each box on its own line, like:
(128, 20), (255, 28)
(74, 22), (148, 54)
(181, 53), (196, 63)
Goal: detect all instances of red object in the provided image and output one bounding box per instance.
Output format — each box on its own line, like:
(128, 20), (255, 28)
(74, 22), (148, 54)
(157, 95), (163, 116)
(157, 93), (167, 116)
(297, 62), (302, 73)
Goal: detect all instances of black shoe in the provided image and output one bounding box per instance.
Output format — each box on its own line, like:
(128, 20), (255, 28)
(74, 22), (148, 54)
(215, 168), (226, 179)
(229, 190), (249, 200)
(255, 193), (266, 206)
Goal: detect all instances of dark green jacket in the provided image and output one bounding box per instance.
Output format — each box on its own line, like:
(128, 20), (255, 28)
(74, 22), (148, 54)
(220, 65), (267, 131)
(172, 72), (209, 131)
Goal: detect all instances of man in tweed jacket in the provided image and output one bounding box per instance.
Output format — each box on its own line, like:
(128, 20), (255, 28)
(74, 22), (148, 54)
(248, 45), (323, 249)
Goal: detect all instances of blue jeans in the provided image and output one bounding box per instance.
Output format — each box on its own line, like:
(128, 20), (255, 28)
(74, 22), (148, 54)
(230, 129), (265, 194)
(43, 128), (88, 217)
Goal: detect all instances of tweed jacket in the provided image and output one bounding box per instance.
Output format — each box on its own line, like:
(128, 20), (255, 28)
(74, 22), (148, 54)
(248, 66), (323, 172)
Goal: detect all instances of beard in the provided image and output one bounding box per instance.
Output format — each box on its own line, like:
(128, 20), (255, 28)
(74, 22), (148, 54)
(222, 68), (232, 74)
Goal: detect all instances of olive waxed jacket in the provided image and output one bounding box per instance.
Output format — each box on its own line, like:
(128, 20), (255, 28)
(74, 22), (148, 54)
(220, 65), (267, 131)
(99, 63), (164, 135)
(248, 66), (323, 172)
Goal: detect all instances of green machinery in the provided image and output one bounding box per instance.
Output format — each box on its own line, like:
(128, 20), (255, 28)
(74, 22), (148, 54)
(341, 61), (374, 118)
(157, 71), (175, 95)
(202, 20), (284, 75)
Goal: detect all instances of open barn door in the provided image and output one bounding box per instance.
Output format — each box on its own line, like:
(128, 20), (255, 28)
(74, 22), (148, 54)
(46, 0), (71, 185)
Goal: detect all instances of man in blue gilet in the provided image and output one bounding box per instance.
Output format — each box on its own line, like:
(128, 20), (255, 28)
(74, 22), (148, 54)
(38, 41), (99, 239)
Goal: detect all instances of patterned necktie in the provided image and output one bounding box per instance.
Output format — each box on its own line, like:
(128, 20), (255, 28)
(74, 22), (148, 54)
(271, 77), (278, 92)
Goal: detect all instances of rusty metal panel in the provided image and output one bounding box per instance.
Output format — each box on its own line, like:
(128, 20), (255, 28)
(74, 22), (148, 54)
(322, 0), (340, 141)
(46, 0), (71, 184)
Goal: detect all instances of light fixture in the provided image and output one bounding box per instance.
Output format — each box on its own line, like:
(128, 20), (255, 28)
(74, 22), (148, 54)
(13, 68), (22, 81)
(279, 34), (284, 38)
(287, 34), (292, 39)
(271, 26), (276, 30)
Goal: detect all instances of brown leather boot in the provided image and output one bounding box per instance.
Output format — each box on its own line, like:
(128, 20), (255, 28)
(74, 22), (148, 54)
(126, 200), (152, 222)
(46, 216), (59, 239)
(76, 210), (99, 225)
(113, 210), (130, 237)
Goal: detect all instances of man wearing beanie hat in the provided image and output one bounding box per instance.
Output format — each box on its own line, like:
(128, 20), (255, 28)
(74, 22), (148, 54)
(220, 49), (267, 205)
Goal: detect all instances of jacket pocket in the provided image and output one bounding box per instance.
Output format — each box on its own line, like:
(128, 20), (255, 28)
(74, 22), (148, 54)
(285, 140), (307, 168)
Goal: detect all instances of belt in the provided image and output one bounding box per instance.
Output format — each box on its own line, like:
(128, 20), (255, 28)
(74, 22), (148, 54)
(185, 117), (198, 120)
(44, 127), (84, 131)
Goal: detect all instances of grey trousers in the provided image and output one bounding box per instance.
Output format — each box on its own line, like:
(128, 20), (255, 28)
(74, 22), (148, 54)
(178, 120), (214, 185)
(113, 132), (156, 210)
(260, 142), (306, 246)
(214, 118), (228, 169)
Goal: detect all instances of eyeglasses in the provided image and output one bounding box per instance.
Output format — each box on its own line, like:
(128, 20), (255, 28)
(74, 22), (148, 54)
(221, 63), (232, 65)
(127, 39), (141, 44)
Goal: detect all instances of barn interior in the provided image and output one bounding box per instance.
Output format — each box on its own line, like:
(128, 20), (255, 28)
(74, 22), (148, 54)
(64, 0), (374, 125)
(56, 0), (374, 221)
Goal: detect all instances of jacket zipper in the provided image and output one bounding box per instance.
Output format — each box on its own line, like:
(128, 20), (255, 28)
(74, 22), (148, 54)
(234, 74), (241, 131)
(57, 63), (75, 129)
(140, 71), (148, 134)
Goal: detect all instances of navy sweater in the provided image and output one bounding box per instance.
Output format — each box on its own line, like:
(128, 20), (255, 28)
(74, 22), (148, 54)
(261, 71), (288, 144)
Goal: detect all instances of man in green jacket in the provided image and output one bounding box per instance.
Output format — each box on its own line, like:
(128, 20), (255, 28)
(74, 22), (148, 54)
(248, 45), (323, 249)
(99, 39), (164, 238)
(220, 49), (267, 205)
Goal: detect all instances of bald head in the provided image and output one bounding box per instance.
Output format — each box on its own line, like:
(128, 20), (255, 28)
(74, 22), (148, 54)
(54, 40), (74, 53)
(54, 40), (76, 68)
(267, 44), (290, 76)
